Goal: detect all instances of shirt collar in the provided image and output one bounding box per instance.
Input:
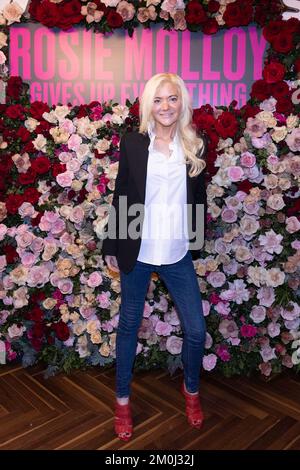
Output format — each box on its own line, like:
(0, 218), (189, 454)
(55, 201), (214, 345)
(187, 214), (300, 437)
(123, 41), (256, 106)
(147, 123), (179, 147)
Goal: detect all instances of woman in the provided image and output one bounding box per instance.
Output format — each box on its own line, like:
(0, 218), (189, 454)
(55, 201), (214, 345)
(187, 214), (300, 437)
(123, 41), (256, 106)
(102, 73), (207, 441)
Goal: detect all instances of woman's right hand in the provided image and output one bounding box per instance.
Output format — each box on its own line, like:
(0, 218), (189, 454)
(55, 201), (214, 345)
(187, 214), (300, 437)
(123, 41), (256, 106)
(104, 255), (120, 273)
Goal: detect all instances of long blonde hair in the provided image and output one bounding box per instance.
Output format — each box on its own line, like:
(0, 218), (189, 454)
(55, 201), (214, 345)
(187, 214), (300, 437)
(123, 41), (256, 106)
(139, 73), (206, 177)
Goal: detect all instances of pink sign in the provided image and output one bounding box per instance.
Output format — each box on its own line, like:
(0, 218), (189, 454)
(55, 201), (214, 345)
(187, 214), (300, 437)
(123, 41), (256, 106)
(10, 24), (266, 107)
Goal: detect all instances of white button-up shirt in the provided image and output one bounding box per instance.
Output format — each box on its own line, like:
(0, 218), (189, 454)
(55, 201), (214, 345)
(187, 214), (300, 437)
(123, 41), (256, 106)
(137, 128), (189, 265)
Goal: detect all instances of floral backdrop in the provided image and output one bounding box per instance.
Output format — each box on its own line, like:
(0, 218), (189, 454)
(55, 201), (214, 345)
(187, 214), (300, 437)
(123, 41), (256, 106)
(0, 0), (300, 378)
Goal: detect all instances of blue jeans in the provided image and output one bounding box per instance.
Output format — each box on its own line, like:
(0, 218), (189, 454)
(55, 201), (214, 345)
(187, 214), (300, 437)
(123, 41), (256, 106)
(116, 251), (206, 397)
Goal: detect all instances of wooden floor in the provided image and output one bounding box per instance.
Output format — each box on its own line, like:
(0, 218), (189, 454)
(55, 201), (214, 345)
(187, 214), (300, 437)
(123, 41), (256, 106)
(0, 364), (300, 450)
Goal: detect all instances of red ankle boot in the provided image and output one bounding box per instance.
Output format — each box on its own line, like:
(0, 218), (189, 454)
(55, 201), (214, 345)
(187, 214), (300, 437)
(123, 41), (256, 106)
(114, 401), (133, 441)
(181, 382), (204, 429)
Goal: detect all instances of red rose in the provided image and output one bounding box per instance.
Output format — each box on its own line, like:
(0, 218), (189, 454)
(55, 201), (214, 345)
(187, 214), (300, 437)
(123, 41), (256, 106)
(29, 101), (50, 120)
(193, 107), (216, 133)
(250, 79), (271, 101)
(30, 1), (60, 29)
(240, 103), (260, 119)
(78, 188), (88, 203)
(16, 127), (31, 142)
(287, 198), (300, 216)
(207, 0), (219, 13)
(2, 129), (16, 142)
(22, 141), (35, 154)
(253, 6), (268, 27)
(59, 1), (83, 30)
(35, 120), (52, 135)
(5, 104), (26, 120)
(129, 101), (139, 118)
(215, 111), (239, 139)
(186, 1), (208, 24)
(6, 76), (23, 101)
(26, 306), (44, 322)
(76, 105), (89, 118)
(23, 187), (40, 204)
(236, 179), (253, 193)
(262, 62), (285, 84)
(272, 33), (293, 53)
(54, 321), (70, 341)
(106, 9), (123, 28)
(202, 18), (219, 35)
(52, 162), (66, 177)
(31, 211), (44, 227)
(5, 194), (24, 214)
(271, 81), (290, 100)
(3, 245), (19, 263)
(31, 156), (51, 174)
(263, 20), (283, 42)
(283, 17), (300, 34)
(30, 291), (46, 303)
(223, 0), (253, 28)
(18, 171), (37, 186)
(276, 97), (294, 115)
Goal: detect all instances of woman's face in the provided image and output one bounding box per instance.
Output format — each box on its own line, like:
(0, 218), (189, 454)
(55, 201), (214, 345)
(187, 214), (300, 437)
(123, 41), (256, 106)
(152, 81), (182, 129)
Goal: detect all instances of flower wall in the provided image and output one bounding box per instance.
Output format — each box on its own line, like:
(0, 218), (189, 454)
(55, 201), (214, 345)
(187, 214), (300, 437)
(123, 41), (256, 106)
(0, 0), (300, 377)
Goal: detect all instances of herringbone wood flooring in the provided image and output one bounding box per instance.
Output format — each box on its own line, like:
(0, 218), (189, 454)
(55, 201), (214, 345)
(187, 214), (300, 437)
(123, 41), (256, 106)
(0, 365), (300, 450)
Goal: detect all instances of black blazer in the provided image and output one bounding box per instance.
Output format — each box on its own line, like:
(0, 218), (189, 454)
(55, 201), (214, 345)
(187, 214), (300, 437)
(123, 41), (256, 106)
(101, 131), (207, 273)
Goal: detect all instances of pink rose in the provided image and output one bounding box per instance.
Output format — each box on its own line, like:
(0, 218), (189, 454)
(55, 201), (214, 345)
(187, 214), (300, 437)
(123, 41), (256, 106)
(166, 335), (183, 354)
(215, 301), (231, 316)
(267, 154), (279, 165)
(56, 171), (74, 188)
(0, 224), (7, 241)
(27, 265), (50, 287)
(221, 207), (238, 223)
(205, 332), (213, 349)
(79, 306), (96, 319)
(96, 292), (111, 309)
(51, 219), (65, 235)
(143, 303), (153, 318)
(155, 320), (173, 336)
(87, 272), (103, 288)
(57, 279), (74, 294)
(259, 362), (272, 377)
(250, 305), (266, 323)
(67, 134), (82, 151)
(66, 159), (81, 173)
(240, 152), (256, 167)
(202, 354), (217, 371)
(70, 206), (85, 224)
(227, 166), (244, 182)
(18, 202), (36, 218)
(202, 300), (211, 317)
(31, 238), (44, 253)
(0, 255), (7, 272)
(207, 271), (226, 288)
(286, 216), (300, 233)
(61, 119), (75, 134)
(20, 252), (38, 267)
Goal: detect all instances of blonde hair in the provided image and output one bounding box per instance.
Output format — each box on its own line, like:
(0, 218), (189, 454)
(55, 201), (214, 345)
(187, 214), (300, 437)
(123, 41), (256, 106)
(139, 73), (206, 177)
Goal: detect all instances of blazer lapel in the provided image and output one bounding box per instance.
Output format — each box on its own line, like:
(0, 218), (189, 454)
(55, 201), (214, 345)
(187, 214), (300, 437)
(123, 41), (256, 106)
(186, 164), (197, 205)
(134, 133), (150, 202)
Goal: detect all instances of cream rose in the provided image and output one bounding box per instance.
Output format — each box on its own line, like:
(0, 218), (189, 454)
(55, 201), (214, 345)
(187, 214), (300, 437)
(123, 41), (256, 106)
(271, 126), (288, 143)
(3, 2), (23, 25)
